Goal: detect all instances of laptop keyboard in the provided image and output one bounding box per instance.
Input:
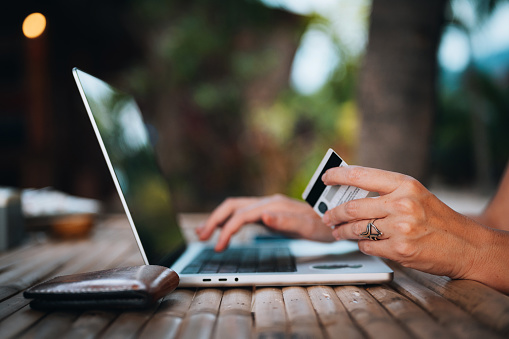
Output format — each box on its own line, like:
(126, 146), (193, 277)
(181, 247), (296, 274)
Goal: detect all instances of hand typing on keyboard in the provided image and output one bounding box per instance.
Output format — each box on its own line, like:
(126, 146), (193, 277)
(182, 247), (297, 274)
(195, 194), (335, 252)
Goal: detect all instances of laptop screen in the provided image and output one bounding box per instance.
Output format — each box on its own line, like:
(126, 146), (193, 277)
(73, 68), (186, 266)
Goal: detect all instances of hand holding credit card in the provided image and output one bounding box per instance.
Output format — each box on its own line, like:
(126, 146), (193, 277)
(302, 149), (369, 221)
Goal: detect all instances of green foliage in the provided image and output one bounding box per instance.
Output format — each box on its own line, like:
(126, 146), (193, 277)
(435, 0), (509, 186)
(248, 60), (363, 199)
(120, 0), (367, 209)
(476, 72), (509, 179)
(433, 88), (476, 184)
(434, 68), (509, 185)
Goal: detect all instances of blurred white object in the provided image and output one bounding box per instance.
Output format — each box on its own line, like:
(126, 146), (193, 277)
(22, 188), (101, 218)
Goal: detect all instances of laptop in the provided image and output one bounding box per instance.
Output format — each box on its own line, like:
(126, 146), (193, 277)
(72, 67), (393, 287)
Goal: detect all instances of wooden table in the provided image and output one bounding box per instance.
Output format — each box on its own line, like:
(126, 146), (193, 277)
(1, 214), (509, 339)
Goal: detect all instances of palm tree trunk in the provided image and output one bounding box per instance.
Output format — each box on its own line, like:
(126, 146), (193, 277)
(357, 0), (447, 182)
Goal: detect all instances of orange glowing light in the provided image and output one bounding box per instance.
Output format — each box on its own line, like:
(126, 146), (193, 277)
(22, 13), (46, 39)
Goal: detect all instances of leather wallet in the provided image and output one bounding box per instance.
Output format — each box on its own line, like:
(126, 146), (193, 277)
(23, 265), (179, 311)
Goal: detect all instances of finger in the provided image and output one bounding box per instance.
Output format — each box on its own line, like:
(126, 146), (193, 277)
(322, 166), (409, 195)
(357, 239), (392, 259)
(261, 212), (309, 235)
(215, 207), (267, 251)
(199, 197), (257, 240)
(195, 222), (205, 235)
(213, 196), (294, 250)
(332, 218), (389, 241)
(263, 212), (335, 242)
(323, 196), (388, 227)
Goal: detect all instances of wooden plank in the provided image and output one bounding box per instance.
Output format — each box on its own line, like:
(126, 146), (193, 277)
(0, 241), (91, 322)
(389, 267), (501, 339)
(98, 215), (132, 230)
(213, 288), (252, 339)
(214, 315), (252, 339)
(0, 287), (18, 303)
(282, 286), (323, 338)
(0, 262), (14, 274)
(0, 244), (77, 302)
(307, 285), (363, 339)
(177, 289), (223, 339)
(0, 304), (45, 339)
(178, 313), (217, 339)
(0, 244), (68, 285)
(0, 293), (33, 323)
(367, 284), (453, 339)
(217, 288), (252, 316)
(138, 289), (196, 339)
(0, 215), (137, 335)
(17, 311), (79, 339)
(1, 240), (150, 338)
(98, 308), (157, 339)
(334, 286), (411, 339)
(0, 241), (43, 268)
(0, 215), (164, 337)
(252, 287), (287, 338)
(159, 289), (197, 318)
(140, 317), (182, 339)
(0, 230), (134, 324)
(118, 245), (145, 267)
(61, 310), (118, 339)
(45, 243), (146, 339)
(393, 263), (509, 335)
(49, 223), (136, 276)
(186, 288), (223, 315)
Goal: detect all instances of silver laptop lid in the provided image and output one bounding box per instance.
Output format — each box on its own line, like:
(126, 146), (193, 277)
(73, 67), (186, 266)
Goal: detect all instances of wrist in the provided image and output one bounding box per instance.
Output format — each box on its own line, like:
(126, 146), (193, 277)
(462, 225), (509, 293)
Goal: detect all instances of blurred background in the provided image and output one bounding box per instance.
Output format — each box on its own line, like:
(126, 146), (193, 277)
(1, 0), (508, 213)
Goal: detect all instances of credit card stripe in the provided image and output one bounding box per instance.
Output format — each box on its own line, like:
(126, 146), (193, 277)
(305, 154), (342, 207)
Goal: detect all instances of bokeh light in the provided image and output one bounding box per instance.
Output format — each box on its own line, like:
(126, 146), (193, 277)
(22, 13), (46, 39)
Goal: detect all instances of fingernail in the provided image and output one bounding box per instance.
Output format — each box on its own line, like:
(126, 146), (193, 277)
(321, 171), (328, 182)
(262, 212), (273, 222)
(198, 228), (209, 240)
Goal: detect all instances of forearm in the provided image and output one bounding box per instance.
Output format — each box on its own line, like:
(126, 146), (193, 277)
(465, 213), (491, 228)
(466, 210), (509, 232)
(464, 227), (509, 294)
(473, 163), (509, 232)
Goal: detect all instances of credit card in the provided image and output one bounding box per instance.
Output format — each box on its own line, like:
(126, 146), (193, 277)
(302, 149), (369, 220)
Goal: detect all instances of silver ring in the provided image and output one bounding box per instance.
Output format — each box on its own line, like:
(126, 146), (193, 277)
(360, 219), (383, 241)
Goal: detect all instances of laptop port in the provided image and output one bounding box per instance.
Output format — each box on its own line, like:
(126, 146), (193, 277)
(203, 279), (211, 282)
(219, 278), (227, 281)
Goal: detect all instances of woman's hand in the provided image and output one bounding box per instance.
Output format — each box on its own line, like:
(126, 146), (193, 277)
(196, 194), (335, 251)
(321, 165), (505, 284)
